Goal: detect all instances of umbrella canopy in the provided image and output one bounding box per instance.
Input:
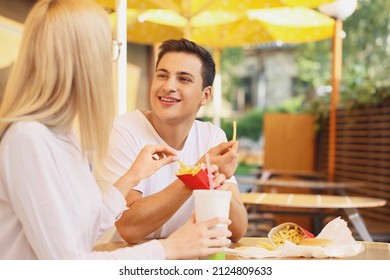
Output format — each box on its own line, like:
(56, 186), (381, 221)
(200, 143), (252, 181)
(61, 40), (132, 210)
(97, 0), (335, 47)
(98, 0), (333, 11)
(112, 7), (334, 48)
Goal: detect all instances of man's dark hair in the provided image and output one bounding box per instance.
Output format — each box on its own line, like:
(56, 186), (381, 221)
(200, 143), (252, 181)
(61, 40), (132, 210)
(156, 38), (216, 89)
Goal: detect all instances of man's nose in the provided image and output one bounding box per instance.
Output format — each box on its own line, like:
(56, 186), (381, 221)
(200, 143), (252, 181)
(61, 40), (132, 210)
(162, 77), (177, 92)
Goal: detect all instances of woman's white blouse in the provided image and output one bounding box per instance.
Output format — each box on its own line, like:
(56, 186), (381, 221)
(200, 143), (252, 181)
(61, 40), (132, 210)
(0, 121), (165, 259)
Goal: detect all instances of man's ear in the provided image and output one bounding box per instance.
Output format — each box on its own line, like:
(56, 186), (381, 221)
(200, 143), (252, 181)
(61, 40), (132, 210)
(200, 86), (212, 106)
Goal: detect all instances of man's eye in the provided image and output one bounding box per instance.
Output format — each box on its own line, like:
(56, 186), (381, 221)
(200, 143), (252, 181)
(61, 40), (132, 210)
(179, 77), (191, 82)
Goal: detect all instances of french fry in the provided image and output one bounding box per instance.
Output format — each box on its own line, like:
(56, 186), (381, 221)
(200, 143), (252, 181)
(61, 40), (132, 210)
(177, 160), (202, 175)
(232, 121), (237, 142)
(271, 224), (305, 246)
(178, 160), (186, 172)
(235, 241), (276, 251)
(176, 161), (210, 190)
(255, 241), (276, 251)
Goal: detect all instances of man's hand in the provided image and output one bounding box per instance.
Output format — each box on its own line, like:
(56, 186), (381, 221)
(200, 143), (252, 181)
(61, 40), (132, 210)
(198, 141), (238, 179)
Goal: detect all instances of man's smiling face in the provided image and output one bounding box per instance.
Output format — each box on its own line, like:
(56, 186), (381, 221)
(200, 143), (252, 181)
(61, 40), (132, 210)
(150, 52), (211, 124)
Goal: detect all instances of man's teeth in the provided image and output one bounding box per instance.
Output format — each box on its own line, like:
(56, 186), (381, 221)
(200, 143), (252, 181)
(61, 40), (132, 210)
(160, 97), (179, 103)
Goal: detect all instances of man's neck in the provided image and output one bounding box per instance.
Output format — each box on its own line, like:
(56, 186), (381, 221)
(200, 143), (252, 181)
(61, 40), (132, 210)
(145, 111), (193, 150)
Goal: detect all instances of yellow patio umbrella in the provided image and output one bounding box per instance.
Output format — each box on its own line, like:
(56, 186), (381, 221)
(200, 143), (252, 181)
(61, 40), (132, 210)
(96, 0), (335, 125)
(116, 7), (334, 48)
(97, 0), (333, 12)
(97, 0), (334, 47)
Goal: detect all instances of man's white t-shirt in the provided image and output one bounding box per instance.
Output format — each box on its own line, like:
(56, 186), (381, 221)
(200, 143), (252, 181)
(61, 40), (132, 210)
(95, 109), (236, 239)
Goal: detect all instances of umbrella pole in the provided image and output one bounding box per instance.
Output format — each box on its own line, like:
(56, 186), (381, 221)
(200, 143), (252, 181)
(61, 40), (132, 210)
(116, 0), (127, 115)
(212, 49), (222, 127)
(327, 18), (343, 181)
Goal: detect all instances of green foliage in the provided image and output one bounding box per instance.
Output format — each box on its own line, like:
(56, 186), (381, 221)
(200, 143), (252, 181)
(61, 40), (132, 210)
(236, 109), (263, 141)
(221, 97), (314, 142)
(221, 48), (245, 102)
(221, 96), (314, 142)
(221, 108), (263, 141)
(267, 95), (308, 114)
(235, 162), (259, 175)
(295, 0), (390, 115)
(295, 40), (332, 89)
(220, 118), (234, 140)
(340, 0), (390, 105)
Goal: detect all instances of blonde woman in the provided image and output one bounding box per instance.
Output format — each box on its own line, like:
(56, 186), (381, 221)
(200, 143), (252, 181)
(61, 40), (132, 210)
(0, 0), (231, 260)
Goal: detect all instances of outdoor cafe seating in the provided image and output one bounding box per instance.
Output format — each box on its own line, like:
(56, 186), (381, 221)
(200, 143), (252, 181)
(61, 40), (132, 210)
(237, 111), (390, 243)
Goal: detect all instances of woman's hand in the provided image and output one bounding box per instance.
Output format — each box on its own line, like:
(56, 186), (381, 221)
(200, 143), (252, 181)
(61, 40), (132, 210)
(159, 215), (232, 260)
(130, 144), (178, 180)
(114, 144), (178, 197)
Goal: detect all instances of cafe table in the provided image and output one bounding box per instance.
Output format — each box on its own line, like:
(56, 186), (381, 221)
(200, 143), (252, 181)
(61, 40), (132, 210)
(248, 169), (325, 181)
(240, 192), (386, 242)
(237, 178), (366, 194)
(93, 237), (390, 260)
(227, 237), (390, 260)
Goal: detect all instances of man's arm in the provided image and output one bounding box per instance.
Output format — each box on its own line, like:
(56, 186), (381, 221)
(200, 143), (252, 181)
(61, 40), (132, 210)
(115, 179), (192, 244)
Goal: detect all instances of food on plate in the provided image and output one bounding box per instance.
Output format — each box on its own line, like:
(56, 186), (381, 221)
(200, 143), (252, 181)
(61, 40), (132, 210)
(271, 224), (306, 246)
(255, 240), (276, 251)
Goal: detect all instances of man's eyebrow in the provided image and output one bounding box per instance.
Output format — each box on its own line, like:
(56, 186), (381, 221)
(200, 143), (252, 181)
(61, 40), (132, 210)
(156, 68), (168, 73)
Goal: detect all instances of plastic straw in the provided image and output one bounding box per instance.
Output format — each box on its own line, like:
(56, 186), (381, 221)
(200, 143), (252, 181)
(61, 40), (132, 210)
(205, 153), (213, 190)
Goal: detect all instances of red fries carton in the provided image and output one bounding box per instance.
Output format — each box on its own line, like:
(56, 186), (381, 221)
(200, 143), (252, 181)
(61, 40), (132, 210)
(176, 162), (212, 190)
(268, 222), (315, 246)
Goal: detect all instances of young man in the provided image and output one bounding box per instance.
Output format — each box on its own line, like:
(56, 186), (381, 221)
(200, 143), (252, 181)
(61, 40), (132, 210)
(95, 38), (247, 244)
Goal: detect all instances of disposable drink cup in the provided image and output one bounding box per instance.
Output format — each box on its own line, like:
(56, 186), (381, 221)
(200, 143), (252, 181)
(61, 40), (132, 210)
(193, 189), (232, 260)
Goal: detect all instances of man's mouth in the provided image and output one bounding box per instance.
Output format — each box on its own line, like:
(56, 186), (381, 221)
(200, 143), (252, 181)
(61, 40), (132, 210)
(159, 96), (181, 103)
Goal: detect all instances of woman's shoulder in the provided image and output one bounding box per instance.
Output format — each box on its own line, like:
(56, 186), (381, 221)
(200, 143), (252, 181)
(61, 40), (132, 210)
(5, 121), (49, 138)
(0, 121), (53, 154)
(114, 109), (147, 127)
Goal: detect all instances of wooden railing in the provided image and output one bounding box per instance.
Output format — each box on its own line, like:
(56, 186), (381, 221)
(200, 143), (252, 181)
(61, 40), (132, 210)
(316, 101), (390, 241)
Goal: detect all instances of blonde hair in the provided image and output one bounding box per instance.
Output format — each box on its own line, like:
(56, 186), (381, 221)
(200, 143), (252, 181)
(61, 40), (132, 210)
(0, 0), (115, 161)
